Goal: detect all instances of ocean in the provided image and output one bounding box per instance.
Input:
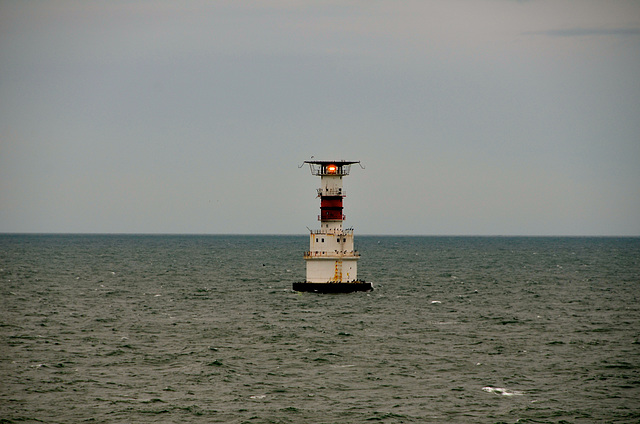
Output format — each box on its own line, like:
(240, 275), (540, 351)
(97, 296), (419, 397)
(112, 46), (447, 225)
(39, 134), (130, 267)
(1, 234), (639, 423)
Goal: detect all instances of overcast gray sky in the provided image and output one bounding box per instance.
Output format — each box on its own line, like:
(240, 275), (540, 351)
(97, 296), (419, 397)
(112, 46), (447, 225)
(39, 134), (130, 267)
(1, 0), (639, 235)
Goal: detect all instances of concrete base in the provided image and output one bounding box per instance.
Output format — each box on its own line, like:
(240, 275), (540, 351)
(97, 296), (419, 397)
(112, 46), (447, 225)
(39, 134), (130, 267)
(292, 281), (373, 293)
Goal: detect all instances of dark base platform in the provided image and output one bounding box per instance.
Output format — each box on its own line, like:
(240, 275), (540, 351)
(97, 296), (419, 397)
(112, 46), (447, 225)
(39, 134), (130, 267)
(292, 281), (373, 293)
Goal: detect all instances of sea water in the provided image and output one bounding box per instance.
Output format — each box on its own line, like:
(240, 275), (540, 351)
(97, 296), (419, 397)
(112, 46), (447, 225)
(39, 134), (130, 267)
(1, 235), (639, 423)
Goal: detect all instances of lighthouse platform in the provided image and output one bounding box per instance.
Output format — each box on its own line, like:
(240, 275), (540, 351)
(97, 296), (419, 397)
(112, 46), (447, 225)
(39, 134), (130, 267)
(293, 281), (373, 294)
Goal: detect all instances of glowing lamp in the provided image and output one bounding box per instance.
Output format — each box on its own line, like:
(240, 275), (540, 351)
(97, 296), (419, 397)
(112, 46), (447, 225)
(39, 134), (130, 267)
(327, 164), (337, 174)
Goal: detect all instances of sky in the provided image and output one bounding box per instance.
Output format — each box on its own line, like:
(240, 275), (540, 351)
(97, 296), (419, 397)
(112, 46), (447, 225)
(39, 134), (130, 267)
(1, 0), (639, 236)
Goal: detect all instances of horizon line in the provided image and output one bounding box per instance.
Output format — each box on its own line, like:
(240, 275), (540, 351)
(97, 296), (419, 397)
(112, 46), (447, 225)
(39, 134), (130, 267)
(1, 232), (638, 238)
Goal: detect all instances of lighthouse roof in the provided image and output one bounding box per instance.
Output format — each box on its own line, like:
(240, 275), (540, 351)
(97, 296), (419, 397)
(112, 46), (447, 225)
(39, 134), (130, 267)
(304, 160), (360, 166)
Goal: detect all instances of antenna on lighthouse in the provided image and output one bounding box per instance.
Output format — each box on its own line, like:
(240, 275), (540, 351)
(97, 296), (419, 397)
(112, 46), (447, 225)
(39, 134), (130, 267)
(292, 159), (372, 293)
(298, 155), (315, 168)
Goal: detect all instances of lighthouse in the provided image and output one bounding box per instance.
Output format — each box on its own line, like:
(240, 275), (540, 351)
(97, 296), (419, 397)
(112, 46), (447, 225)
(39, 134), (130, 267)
(293, 160), (372, 293)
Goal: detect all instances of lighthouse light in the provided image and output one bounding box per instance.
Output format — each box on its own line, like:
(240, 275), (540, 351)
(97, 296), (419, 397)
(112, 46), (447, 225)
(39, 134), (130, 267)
(327, 164), (337, 174)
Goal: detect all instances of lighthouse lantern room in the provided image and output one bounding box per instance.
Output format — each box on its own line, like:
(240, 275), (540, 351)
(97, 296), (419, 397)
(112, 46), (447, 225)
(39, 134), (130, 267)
(293, 160), (373, 293)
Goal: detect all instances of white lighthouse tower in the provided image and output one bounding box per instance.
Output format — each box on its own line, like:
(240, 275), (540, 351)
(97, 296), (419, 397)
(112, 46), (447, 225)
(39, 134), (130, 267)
(293, 160), (372, 293)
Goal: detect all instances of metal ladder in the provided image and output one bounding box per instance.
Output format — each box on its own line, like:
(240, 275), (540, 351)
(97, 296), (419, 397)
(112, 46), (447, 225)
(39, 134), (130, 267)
(333, 259), (343, 282)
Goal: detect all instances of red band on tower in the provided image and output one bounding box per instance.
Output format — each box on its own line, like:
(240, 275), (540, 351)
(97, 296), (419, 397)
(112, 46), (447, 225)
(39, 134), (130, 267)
(320, 196), (343, 221)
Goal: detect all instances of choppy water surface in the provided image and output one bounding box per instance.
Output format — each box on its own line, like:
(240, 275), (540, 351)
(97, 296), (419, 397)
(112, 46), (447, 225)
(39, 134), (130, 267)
(1, 235), (639, 423)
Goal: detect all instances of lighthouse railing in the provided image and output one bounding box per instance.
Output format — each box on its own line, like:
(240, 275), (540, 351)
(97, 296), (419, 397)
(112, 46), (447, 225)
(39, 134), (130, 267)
(308, 163), (352, 176)
(303, 250), (360, 259)
(317, 188), (346, 197)
(318, 214), (346, 221)
(309, 228), (354, 235)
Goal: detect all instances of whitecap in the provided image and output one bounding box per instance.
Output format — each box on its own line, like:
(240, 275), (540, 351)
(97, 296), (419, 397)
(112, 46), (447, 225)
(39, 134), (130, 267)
(482, 386), (523, 396)
(249, 395), (267, 399)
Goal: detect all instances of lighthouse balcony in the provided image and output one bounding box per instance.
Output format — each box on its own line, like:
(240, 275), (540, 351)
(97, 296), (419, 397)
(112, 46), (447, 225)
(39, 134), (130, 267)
(307, 162), (353, 176)
(309, 228), (354, 235)
(318, 214), (345, 221)
(317, 188), (346, 197)
(304, 250), (360, 259)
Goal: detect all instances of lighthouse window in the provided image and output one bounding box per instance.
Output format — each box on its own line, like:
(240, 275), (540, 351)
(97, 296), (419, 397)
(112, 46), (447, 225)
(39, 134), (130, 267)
(316, 238), (318, 242)
(322, 238), (324, 242)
